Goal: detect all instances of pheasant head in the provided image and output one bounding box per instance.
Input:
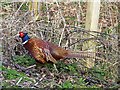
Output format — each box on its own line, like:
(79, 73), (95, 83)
(19, 32), (30, 44)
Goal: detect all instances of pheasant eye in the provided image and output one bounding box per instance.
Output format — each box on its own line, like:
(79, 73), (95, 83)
(19, 32), (24, 38)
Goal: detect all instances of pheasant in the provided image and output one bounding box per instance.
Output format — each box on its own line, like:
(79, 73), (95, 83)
(18, 32), (100, 63)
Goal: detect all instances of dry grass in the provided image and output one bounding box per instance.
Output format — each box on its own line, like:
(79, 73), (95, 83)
(1, 1), (119, 88)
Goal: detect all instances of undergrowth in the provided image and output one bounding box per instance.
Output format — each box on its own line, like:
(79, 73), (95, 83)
(1, 1), (119, 89)
(2, 65), (34, 88)
(13, 55), (36, 67)
(2, 55), (119, 88)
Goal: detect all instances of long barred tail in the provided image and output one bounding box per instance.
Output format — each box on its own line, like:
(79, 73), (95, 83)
(65, 51), (103, 60)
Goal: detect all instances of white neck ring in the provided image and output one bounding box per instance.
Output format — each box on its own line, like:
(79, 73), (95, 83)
(22, 40), (28, 45)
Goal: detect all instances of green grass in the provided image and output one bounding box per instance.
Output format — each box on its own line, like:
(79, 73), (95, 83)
(2, 66), (33, 80)
(3, 55), (118, 88)
(13, 55), (36, 67)
(2, 65), (34, 88)
(61, 80), (73, 88)
(60, 77), (99, 88)
(91, 63), (114, 81)
(3, 55), (35, 87)
(44, 61), (78, 75)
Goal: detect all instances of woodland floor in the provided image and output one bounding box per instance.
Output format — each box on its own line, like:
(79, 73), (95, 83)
(1, 1), (120, 89)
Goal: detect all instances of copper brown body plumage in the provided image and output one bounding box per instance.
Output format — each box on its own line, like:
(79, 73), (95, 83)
(19, 32), (99, 64)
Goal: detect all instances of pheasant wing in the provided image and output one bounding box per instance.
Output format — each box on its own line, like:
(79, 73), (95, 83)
(44, 48), (57, 63)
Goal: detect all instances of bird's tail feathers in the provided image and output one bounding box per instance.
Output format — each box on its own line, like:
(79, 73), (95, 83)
(65, 51), (102, 60)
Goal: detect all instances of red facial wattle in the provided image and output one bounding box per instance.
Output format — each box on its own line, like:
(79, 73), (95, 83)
(19, 32), (24, 38)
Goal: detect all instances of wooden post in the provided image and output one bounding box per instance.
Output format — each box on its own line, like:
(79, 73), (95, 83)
(83, 0), (100, 68)
(117, 9), (120, 84)
(29, 0), (39, 21)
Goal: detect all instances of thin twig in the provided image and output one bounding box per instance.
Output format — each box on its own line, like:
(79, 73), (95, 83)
(16, 77), (23, 85)
(55, 1), (66, 46)
(26, 64), (36, 70)
(34, 74), (46, 86)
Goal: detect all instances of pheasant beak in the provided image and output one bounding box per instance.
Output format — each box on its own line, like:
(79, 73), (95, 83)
(14, 34), (20, 42)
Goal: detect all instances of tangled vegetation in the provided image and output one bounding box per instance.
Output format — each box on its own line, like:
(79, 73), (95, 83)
(1, 1), (120, 88)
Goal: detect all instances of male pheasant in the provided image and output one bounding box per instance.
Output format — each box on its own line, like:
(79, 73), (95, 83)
(19, 32), (99, 63)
